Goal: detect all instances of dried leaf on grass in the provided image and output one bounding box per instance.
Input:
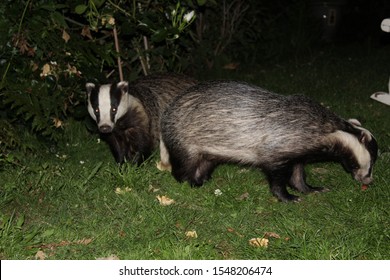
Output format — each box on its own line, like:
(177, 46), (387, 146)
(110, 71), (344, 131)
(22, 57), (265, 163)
(96, 254), (120, 260)
(62, 29), (70, 43)
(227, 227), (244, 237)
(35, 250), (47, 260)
(28, 238), (93, 250)
(81, 26), (93, 40)
(249, 231), (283, 248)
(156, 195), (175, 206)
(41, 63), (51, 76)
(32, 238), (92, 259)
(223, 62), (240, 70)
(185, 230), (198, 239)
(249, 237), (269, 248)
(264, 232), (281, 239)
(148, 185), (160, 193)
(237, 192), (249, 201)
(115, 187), (132, 194)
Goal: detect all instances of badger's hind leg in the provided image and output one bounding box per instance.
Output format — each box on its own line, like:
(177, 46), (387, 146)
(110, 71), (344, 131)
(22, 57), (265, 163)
(170, 152), (216, 187)
(191, 158), (216, 187)
(289, 163), (329, 193)
(266, 168), (300, 202)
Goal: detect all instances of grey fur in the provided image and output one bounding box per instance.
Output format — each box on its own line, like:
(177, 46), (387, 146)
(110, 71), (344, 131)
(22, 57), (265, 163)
(160, 80), (378, 202)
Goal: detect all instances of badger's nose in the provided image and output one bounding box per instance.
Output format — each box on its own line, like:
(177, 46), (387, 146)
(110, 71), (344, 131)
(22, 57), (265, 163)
(355, 174), (373, 185)
(99, 125), (113, 133)
(362, 176), (373, 185)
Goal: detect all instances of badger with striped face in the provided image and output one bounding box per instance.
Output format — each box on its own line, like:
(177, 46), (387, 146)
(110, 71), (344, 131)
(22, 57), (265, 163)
(160, 81), (378, 202)
(86, 82), (135, 134)
(86, 73), (197, 165)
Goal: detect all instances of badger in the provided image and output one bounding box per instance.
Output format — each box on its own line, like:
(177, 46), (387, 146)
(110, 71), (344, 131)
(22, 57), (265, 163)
(160, 80), (378, 202)
(86, 73), (197, 164)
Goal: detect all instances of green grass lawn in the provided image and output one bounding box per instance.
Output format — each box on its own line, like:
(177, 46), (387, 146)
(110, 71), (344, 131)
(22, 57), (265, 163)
(1, 45), (389, 260)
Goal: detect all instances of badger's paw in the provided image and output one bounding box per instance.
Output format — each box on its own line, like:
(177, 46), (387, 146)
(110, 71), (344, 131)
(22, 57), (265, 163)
(156, 161), (172, 172)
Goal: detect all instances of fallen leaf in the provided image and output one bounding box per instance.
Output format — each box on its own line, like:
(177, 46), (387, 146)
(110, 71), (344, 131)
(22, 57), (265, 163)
(96, 254), (120, 260)
(52, 117), (63, 128)
(28, 238), (93, 250)
(115, 187), (132, 194)
(31, 62), (39, 72)
(223, 62), (240, 70)
(35, 250), (47, 260)
(148, 185), (160, 193)
(67, 64), (80, 75)
(227, 227), (244, 237)
(81, 26), (93, 39)
(156, 195), (175, 206)
(108, 17), (115, 26)
(249, 237), (269, 248)
(62, 29), (70, 43)
(12, 33), (29, 54)
(185, 230), (198, 238)
(237, 192), (249, 201)
(76, 238), (93, 245)
(264, 232), (281, 239)
(41, 63), (51, 77)
(227, 227), (235, 233)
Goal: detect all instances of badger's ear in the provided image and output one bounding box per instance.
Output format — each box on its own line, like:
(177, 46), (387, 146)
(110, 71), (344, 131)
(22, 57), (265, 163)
(359, 130), (372, 144)
(117, 81), (128, 94)
(85, 83), (95, 96)
(348, 118), (362, 127)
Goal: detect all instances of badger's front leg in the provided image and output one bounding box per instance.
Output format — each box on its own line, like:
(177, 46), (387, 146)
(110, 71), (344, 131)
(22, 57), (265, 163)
(289, 163), (328, 193)
(123, 127), (152, 165)
(156, 139), (172, 171)
(102, 133), (125, 164)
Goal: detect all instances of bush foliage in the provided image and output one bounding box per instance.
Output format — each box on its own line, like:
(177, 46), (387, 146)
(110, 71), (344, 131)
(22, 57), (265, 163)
(0, 0), (320, 156)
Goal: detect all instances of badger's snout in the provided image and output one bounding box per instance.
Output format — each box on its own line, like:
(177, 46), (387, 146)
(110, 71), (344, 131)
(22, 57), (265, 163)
(99, 125), (113, 133)
(359, 176), (373, 185)
(354, 172), (373, 185)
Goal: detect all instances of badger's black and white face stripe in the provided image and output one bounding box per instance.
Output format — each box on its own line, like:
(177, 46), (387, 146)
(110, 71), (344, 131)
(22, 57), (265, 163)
(86, 81), (130, 133)
(332, 120), (378, 185)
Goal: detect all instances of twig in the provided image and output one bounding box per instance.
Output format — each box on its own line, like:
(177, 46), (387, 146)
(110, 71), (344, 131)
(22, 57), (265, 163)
(136, 47), (149, 76)
(113, 26), (123, 81)
(137, 2), (150, 76)
(142, 35), (150, 73)
(1, 0), (31, 86)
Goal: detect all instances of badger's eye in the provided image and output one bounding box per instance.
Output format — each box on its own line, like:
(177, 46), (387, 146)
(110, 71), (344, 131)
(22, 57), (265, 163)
(94, 108), (99, 114)
(111, 107), (117, 113)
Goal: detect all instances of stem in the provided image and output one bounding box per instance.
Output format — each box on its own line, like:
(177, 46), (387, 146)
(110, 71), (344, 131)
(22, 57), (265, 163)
(137, 2), (150, 75)
(142, 36), (150, 72)
(1, 0), (31, 86)
(107, 0), (132, 18)
(113, 26), (123, 81)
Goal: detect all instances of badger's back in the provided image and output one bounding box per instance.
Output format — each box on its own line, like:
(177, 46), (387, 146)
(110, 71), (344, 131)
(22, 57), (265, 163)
(128, 73), (197, 146)
(162, 81), (353, 167)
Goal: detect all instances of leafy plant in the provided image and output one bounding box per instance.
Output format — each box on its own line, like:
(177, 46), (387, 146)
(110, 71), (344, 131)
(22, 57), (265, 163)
(0, 212), (42, 258)
(0, 0), (322, 147)
(0, 0), (199, 144)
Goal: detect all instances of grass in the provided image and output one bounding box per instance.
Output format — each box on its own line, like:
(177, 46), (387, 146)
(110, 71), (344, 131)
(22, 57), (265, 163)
(1, 44), (389, 260)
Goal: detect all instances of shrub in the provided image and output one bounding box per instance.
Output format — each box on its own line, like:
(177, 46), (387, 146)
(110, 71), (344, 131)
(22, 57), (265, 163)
(0, 0), (198, 145)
